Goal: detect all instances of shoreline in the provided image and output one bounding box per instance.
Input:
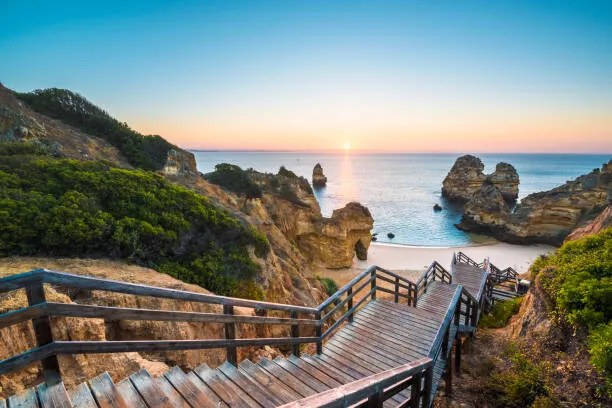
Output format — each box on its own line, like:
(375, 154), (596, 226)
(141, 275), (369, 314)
(369, 240), (506, 250)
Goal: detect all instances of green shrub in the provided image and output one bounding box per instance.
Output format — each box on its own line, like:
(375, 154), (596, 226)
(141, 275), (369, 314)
(531, 228), (612, 393)
(16, 88), (174, 170)
(480, 297), (523, 328)
(316, 276), (339, 297)
(488, 344), (553, 407)
(204, 163), (262, 200)
(0, 154), (269, 298)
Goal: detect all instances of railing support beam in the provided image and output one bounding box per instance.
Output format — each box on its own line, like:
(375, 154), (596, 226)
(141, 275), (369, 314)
(291, 311), (300, 357)
(26, 281), (60, 384)
(223, 305), (237, 365)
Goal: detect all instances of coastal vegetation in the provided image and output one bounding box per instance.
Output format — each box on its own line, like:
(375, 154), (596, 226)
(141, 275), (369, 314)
(16, 88), (175, 170)
(0, 144), (270, 298)
(479, 297), (523, 328)
(204, 163), (263, 200)
(531, 228), (612, 393)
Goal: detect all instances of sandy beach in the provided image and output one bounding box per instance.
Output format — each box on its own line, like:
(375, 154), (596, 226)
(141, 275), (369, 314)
(316, 241), (555, 288)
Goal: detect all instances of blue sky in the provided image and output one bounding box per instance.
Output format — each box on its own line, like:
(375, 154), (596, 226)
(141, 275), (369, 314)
(1, 1), (611, 152)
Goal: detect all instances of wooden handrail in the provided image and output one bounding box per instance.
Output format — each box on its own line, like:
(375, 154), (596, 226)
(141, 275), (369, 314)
(278, 357), (433, 408)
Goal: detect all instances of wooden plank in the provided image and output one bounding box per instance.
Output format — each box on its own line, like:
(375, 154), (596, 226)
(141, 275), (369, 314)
(357, 305), (440, 338)
(88, 372), (128, 408)
(285, 356), (343, 387)
(154, 376), (190, 408)
(37, 381), (72, 408)
(271, 358), (330, 392)
(297, 355), (359, 383)
(129, 369), (172, 408)
(163, 366), (220, 408)
(324, 342), (390, 372)
(344, 318), (431, 356)
(7, 388), (39, 408)
(238, 359), (302, 403)
(217, 362), (283, 406)
(69, 383), (98, 408)
(194, 364), (261, 408)
(329, 331), (408, 368)
(257, 358), (317, 397)
(115, 380), (147, 408)
(334, 326), (425, 361)
(185, 371), (228, 408)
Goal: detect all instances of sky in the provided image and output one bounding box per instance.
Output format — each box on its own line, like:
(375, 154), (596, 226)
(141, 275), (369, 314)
(1, 1), (611, 153)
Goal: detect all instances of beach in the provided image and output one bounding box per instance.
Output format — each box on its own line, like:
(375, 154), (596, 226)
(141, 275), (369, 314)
(316, 241), (555, 288)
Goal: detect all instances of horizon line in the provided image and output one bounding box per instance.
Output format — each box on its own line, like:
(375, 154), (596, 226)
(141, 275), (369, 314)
(188, 148), (612, 156)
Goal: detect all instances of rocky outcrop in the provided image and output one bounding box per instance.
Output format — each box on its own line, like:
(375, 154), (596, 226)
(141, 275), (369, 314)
(162, 148), (198, 178)
(565, 205), (612, 241)
(312, 163), (327, 187)
(442, 155), (487, 202)
(458, 161), (611, 245)
(442, 155), (519, 203)
(241, 168), (373, 269)
(298, 202), (374, 268)
(488, 162), (519, 202)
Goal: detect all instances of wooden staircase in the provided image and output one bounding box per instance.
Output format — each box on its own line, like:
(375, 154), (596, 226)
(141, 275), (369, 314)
(0, 252), (500, 408)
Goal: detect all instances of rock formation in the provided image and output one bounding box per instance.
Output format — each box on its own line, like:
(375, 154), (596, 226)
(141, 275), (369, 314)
(442, 155), (519, 203)
(565, 205), (612, 242)
(312, 163), (327, 187)
(442, 155), (487, 202)
(488, 162), (520, 202)
(244, 168), (373, 269)
(458, 161), (611, 245)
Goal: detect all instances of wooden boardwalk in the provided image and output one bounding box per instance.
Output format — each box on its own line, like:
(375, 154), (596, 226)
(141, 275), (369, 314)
(0, 253), (496, 408)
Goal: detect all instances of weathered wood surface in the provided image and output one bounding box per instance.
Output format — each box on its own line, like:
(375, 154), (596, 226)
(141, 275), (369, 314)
(1, 255), (494, 407)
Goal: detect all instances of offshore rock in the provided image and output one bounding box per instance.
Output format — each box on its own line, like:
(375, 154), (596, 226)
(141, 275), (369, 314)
(459, 161), (611, 245)
(312, 163), (327, 187)
(442, 155), (520, 204)
(441, 155), (486, 202)
(488, 162), (519, 202)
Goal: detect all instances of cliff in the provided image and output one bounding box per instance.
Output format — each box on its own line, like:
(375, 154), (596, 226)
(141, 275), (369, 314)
(458, 161), (611, 245)
(312, 163), (327, 187)
(442, 154), (519, 203)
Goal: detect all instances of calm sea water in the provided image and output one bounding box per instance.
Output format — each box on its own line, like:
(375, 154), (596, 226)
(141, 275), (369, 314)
(193, 152), (610, 246)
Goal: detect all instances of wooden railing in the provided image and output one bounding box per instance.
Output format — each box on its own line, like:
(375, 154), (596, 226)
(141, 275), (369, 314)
(454, 251), (480, 268)
(280, 358), (434, 408)
(0, 265), (424, 379)
(413, 261), (452, 304)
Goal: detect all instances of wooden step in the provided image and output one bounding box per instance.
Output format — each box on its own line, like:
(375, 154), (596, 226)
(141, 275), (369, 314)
(69, 383), (98, 408)
(194, 363), (260, 408)
(7, 388), (39, 408)
(163, 366), (222, 408)
(238, 359), (302, 402)
(115, 378), (147, 408)
(128, 369), (172, 408)
(37, 381), (72, 408)
(217, 362), (285, 406)
(88, 372), (127, 408)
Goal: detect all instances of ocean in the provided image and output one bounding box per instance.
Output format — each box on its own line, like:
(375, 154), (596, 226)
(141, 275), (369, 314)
(193, 152), (610, 246)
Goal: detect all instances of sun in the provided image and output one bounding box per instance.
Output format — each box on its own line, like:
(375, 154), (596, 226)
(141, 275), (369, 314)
(343, 142), (351, 151)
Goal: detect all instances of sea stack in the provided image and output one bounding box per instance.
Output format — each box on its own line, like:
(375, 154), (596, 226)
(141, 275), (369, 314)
(312, 163), (327, 187)
(442, 155), (520, 204)
(441, 155), (486, 202)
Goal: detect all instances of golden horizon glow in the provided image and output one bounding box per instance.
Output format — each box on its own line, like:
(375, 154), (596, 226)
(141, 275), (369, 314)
(343, 142), (351, 151)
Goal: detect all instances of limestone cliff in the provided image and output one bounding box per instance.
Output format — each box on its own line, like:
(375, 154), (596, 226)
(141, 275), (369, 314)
(458, 161), (611, 245)
(441, 155), (487, 202)
(442, 155), (519, 203)
(565, 205), (612, 241)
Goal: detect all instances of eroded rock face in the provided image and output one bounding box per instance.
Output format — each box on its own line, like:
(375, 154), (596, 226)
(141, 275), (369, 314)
(457, 182), (510, 231)
(442, 155), (486, 202)
(459, 161), (611, 245)
(312, 163), (327, 187)
(565, 205), (612, 242)
(442, 155), (520, 204)
(162, 148), (198, 178)
(488, 162), (519, 202)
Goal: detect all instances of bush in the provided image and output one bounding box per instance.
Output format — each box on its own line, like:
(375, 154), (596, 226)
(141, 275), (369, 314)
(16, 88), (174, 170)
(316, 276), (339, 297)
(0, 154), (270, 298)
(204, 163), (262, 200)
(531, 228), (612, 393)
(487, 344), (553, 407)
(479, 297), (523, 328)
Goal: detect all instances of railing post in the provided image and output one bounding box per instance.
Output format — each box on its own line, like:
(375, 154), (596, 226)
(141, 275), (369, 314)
(371, 269), (377, 301)
(394, 277), (399, 303)
(422, 365), (433, 408)
(347, 287), (354, 323)
(413, 284), (418, 306)
(315, 311), (323, 354)
(455, 338), (462, 374)
(410, 371), (422, 408)
(290, 311), (300, 357)
(367, 389), (384, 408)
(26, 280), (60, 384)
(223, 304), (237, 366)
(464, 300), (471, 326)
